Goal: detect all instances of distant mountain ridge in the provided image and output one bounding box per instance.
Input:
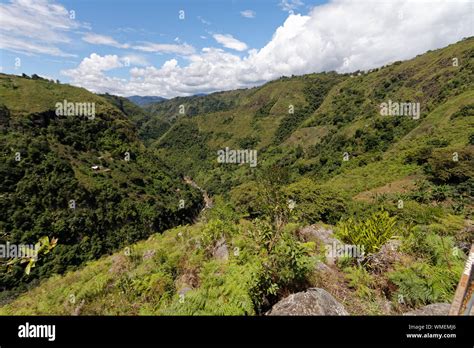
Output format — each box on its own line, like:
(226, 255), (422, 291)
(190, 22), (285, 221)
(127, 95), (167, 107)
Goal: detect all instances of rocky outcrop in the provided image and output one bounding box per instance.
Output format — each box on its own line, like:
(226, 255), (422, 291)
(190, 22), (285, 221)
(299, 225), (338, 245)
(299, 225), (343, 265)
(403, 303), (451, 316)
(267, 288), (349, 316)
(365, 239), (403, 273)
(213, 237), (229, 261)
(299, 225), (365, 265)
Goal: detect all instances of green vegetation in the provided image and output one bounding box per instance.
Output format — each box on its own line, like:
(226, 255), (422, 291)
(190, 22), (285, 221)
(0, 73), (202, 300)
(335, 211), (397, 254)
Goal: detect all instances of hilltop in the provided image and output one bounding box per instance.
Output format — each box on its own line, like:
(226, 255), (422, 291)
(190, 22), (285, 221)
(127, 96), (167, 107)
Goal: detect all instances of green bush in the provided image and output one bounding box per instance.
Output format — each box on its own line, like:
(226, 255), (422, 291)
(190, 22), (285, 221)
(392, 226), (465, 307)
(335, 211), (397, 254)
(247, 220), (313, 312)
(426, 147), (474, 184)
(284, 178), (347, 224)
(401, 227), (464, 264)
(201, 219), (237, 252)
(230, 181), (263, 217)
(344, 265), (376, 300)
(389, 261), (462, 307)
(160, 261), (255, 315)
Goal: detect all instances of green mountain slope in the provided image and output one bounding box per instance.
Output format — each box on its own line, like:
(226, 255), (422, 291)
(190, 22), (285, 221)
(0, 74), (202, 299)
(145, 37), (473, 198)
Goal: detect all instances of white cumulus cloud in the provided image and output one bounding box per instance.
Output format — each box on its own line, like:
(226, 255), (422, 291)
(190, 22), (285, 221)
(132, 42), (195, 55)
(240, 10), (256, 18)
(213, 34), (248, 51)
(61, 53), (125, 94)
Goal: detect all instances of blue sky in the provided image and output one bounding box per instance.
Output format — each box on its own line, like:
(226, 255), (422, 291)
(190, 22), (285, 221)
(1, 0), (324, 81)
(0, 0), (472, 97)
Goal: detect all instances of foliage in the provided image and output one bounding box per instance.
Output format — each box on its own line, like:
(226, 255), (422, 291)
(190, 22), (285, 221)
(1, 38), (474, 315)
(335, 211), (398, 254)
(425, 147), (474, 184)
(4, 236), (58, 275)
(273, 73), (343, 143)
(284, 178), (347, 225)
(389, 261), (462, 307)
(391, 226), (465, 307)
(201, 219), (237, 253)
(247, 221), (313, 312)
(0, 75), (203, 292)
(160, 261), (255, 315)
(344, 265), (376, 300)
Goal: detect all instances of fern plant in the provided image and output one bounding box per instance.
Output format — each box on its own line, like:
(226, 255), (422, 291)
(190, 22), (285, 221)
(344, 265), (376, 300)
(388, 261), (462, 306)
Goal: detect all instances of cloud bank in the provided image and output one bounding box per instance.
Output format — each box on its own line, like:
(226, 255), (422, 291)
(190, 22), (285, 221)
(0, 0), (79, 56)
(60, 0), (473, 97)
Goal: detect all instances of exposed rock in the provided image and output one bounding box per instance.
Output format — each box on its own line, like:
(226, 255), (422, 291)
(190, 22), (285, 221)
(267, 288), (349, 316)
(301, 226), (365, 265)
(299, 225), (338, 245)
(315, 261), (332, 273)
(381, 300), (394, 314)
(299, 225), (342, 265)
(108, 254), (129, 275)
(365, 239), (403, 273)
(142, 249), (156, 260)
(403, 303), (451, 316)
(213, 237), (229, 261)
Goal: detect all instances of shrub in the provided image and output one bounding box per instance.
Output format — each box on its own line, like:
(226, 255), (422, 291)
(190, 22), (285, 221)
(400, 227), (464, 264)
(389, 261), (462, 307)
(230, 181), (263, 217)
(450, 103), (474, 120)
(161, 261), (255, 315)
(247, 220), (313, 312)
(392, 227), (465, 307)
(201, 219), (237, 252)
(335, 211), (397, 254)
(425, 147), (474, 184)
(344, 265), (376, 300)
(284, 178), (347, 225)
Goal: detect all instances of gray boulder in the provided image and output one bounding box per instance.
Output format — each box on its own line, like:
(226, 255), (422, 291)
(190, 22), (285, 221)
(365, 239), (402, 273)
(268, 288), (349, 316)
(299, 225), (338, 245)
(213, 237), (229, 261)
(299, 225), (342, 265)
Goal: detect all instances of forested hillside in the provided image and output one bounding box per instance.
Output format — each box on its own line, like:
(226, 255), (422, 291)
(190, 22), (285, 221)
(0, 74), (203, 301)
